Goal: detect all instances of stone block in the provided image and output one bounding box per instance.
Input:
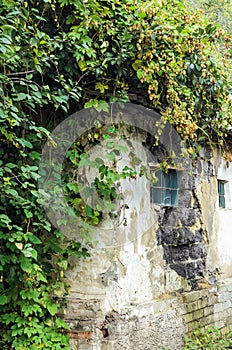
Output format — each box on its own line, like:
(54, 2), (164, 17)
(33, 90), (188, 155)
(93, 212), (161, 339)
(218, 291), (232, 303)
(192, 308), (204, 320)
(180, 209), (196, 227)
(215, 320), (225, 329)
(186, 320), (201, 333)
(200, 314), (214, 326)
(178, 190), (192, 208)
(189, 244), (206, 260)
(221, 324), (232, 335)
(182, 289), (206, 303)
(184, 312), (194, 323)
(185, 300), (202, 313)
(170, 263), (187, 278)
(165, 246), (190, 263)
(194, 229), (203, 242)
(203, 306), (213, 317)
(214, 300), (231, 313)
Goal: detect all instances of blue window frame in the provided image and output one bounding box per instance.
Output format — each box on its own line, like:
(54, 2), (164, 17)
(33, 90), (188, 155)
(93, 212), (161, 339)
(150, 169), (178, 206)
(218, 180), (226, 208)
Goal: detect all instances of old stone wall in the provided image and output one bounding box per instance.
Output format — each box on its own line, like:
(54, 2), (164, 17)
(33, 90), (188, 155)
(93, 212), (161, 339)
(65, 277), (232, 350)
(63, 130), (232, 350)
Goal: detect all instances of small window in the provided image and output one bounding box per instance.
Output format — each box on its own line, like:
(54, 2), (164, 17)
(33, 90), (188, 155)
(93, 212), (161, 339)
(150, 169), (178, 206)
(218, 180), (226, 208)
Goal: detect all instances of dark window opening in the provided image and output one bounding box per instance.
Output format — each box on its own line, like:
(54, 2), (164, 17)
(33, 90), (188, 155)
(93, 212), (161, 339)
(218, 180), (226, 208)
(150, 169), (178, 207)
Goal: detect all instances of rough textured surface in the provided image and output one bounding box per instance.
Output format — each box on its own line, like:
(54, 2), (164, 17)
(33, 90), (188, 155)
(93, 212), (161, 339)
(65, 278), (232, 350)
(64, 137), (232, 350)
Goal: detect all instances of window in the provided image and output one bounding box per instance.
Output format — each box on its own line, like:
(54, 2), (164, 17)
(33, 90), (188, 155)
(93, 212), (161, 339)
(218, 180), (226, 208)
(150, 169), (178, 206)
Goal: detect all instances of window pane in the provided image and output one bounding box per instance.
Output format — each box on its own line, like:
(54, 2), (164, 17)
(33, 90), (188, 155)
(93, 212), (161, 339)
(163, 189), (171, 205)
(218, 180), (225, 208)
(150, 168), (178, 206)
(170, 171), (178, 188)
(218, 181), (225, 195)
(171, 189), (178, 206)
(151, 187), (162, 204)
(219, 195), (225, 208)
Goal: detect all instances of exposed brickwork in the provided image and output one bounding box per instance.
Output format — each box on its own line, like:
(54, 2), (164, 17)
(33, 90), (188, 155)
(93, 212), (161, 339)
(65, 278), (232, 350)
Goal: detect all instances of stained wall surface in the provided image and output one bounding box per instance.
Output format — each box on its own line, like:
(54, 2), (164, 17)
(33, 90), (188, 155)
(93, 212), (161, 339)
(64, 132), (232, 350)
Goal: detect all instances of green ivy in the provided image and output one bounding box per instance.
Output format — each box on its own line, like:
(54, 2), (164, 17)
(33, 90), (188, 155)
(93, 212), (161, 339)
(183, 326), (232, 349)
(0, 0), (232, 349)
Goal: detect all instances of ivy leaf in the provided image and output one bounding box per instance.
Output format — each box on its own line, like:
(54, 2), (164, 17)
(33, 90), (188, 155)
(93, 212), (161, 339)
(24, 209), (33, 219)
(0, 295), (8, 305)
(15, 242), (24, 250)
(47, 303), (58, 316)
(15, 93), (28, 101)
(78, 59), (88, 71)
(22, 246), (38, 260)
(20, 257), (32, 273)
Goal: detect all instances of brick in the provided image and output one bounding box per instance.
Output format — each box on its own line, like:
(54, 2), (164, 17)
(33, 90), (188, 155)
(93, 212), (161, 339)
(182, 290), (206, 303)
(207, 294), (218, 306)
(203, 306), (213, 317)
(184, 312), (194, 323)
(221, 324), (232, 335)
(200, 314), (214, 326)
(217, 284), (228, 293)
(199, 297), (209, 309)
(186, 320), (201, 333)
(185, 300), (202, 313)
(192, 308), (204, 320)
(215, 320), (226, 329)
(218, 291), (232, 303)
(68, 331), (93, 340)
(225, 313), (232, 325)
(221, 308), (232, 320)
(214, 300), (231, 313)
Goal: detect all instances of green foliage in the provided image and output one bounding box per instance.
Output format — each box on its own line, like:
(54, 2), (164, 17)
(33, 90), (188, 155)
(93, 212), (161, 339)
(183, 326), (232, 349)
(0, 0), (232, 348)
(62, 126), (137, 231)
(189, 0), (232, 34)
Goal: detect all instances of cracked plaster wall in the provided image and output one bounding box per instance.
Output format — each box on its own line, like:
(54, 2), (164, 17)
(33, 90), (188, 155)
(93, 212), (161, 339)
(64, 133), (232, 350)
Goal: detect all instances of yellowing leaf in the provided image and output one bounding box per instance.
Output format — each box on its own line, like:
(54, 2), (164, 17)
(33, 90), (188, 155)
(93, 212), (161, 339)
(95, 82), (108, 93)
(78, 59), (88, 71)
(15, 242), (23, 250)
(132, 60), (142, 71)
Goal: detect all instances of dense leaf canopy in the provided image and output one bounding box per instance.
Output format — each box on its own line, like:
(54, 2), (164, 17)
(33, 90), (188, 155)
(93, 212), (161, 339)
(0, 0), (232, 349)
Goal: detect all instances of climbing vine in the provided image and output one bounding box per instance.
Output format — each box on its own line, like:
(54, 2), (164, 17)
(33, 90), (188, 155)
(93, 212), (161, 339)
(0, 0), (232, 349)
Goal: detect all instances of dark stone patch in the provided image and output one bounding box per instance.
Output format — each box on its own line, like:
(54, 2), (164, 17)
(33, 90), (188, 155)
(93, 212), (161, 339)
(185, 262), (197, 279)
(176, 227), (196, 245)
(155, 155), (208, 289)
(180, 209), (196, 227)
(194, 229), (203, 242)
(195, 260), (204, 276)
(203, 160), (214, 177)
(159, 227), (196, 246)
(156, 227), (176, 245)
(170, 263), (187, 278)
(178, 189), (192, 208)
(159, 208), (181, 227)
(165, 246), (190, 262)
(196, 159), (202, 175)
(189, 244), (206, 260)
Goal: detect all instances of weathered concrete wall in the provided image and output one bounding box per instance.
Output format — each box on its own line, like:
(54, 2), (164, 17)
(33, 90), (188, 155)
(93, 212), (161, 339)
(210, 154), (232, 279)
(64, 132), (232, 350)
(65, 277), (232, 350)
